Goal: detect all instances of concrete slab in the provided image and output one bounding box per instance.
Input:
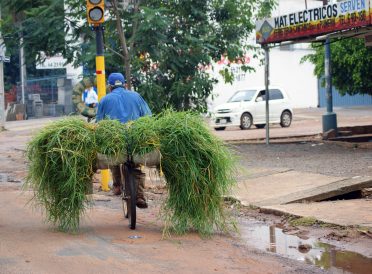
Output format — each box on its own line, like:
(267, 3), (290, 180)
(255, 176), (372, 207)
(232, 171), (347, 207)
(236, 167), (292, 180)
(261, 199), (372, 228)
(232, 169), (372, 207)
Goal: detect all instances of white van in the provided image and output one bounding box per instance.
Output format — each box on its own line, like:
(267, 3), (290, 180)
(211, 87), (293, 130)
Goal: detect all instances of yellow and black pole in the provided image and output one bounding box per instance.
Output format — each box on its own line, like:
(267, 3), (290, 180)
(95, 25), (110, 191)
(87, 0), (110, 191)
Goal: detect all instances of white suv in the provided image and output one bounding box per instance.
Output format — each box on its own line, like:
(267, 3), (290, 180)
(211, 87), (293, 130)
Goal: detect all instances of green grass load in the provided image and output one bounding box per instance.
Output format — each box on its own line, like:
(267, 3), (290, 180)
(26, 111), (237, 236)
(26, 118), (96, 232)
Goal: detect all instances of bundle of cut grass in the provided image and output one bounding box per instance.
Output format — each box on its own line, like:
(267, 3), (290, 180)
(95, 119), (127, 157)
(26, 118), (96, 232)
(126, 115), (161, 156)
(26, 111), (237, 236)
(154, 111), (236, 236)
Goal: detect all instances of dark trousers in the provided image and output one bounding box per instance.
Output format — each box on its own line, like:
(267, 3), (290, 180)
(110, 165), (145, 199)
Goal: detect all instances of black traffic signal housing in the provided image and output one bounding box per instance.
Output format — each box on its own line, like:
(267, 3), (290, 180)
(87, 0), (105, 25)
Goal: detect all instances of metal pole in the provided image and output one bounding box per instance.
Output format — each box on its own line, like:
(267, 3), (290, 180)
(264, 45), (270, 145)
(325, 37), (332, 114)
(0, 7), (5, 130)
(19, 36), (26, 104)
(95, 25), (110, 191)
(95, 25), (106, 100)
(321, 2), (337, 134)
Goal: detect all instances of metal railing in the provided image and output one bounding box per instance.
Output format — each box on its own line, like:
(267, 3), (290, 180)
(13, 76), (75, 119)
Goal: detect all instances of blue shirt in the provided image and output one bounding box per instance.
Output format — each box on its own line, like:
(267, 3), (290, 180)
(96, 87), (152, 123)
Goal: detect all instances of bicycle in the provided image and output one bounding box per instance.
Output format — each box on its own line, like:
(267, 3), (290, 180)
(120, 157), (137, 230)
(96, 150), (160, 230)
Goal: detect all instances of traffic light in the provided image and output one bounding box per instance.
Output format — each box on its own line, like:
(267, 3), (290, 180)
(87, 0), (105, 25)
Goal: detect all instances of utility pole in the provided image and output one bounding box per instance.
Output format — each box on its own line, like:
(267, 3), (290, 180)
(322, 0), (337, 134)
(19, 35), (26, 104)
(95, 25), (106, 101)
(87, 0), (110, 191)
(264, 45), (270, 145)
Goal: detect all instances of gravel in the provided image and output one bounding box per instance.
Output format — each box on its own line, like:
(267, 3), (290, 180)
(234, 142), (372, 177)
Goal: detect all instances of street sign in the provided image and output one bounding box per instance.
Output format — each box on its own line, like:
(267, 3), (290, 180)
(256, 0), (371, 44)
(36, 55), (66, 69)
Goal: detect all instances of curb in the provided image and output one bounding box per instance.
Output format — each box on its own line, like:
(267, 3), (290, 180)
(223, 134), (321, 144)
(258, 207), (350, 229)
(323, 140), (372, 149)
(223, 134), (372, 148)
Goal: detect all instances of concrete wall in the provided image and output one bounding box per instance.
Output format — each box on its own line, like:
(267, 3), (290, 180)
(208, 0), (324, 111)
(209, 47), (318, 109)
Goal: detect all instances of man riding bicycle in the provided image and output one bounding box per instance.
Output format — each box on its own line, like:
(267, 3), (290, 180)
(96, 72), (152, 208)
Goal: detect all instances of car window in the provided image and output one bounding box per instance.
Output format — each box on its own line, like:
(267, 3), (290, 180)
(228, 90), (256, 102)
(256, 89), (284, 101)
(256, 90), (266, 101)
(270, 89), (284, 100)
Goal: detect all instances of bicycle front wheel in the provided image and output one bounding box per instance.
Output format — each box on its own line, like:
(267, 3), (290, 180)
(124, 163), (137, 230)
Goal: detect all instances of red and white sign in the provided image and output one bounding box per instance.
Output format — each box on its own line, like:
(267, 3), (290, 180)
(256, 0), (371, 44)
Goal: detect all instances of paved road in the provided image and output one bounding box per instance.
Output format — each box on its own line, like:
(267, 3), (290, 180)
(4, 116), (64, 132)
(0, 107), (371, 273)
(212, 106), (372, 141)
(0, 112), (327, 274)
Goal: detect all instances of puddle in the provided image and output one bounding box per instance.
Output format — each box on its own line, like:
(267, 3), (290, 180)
(240, 220), (372, 274)
(0, 173), (8, 182)
(0, 173), (21, 183)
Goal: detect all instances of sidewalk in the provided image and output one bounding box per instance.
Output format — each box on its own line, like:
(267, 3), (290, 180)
(231, 168), (372, 229)
(212, 106), (372, 142)
(222, 107), (372, 229)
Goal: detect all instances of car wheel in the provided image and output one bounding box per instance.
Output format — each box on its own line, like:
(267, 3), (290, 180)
(255, 124), (265, 129)
(214, 127), (226, 131)
(240, 113), (252, 130)
(280, 110), (292, 127)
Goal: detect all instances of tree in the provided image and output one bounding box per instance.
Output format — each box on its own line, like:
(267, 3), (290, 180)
(302, 38), (372, 96)
(104, 0), (275, 112)
(0, 0), (67, 87)
(1, 0), (276, 113)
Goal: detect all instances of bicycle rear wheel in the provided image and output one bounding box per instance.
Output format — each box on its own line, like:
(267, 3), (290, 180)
(124, 162), (137, 230)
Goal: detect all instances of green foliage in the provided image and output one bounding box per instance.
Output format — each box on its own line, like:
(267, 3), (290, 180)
(126, 115), (161, 156)
(301, 38), (372, 96)
(155, 111), (237, 236)
(95, 119), (127, 157)
(129, 0), (274, 113)
(1, 0), (276, 111)
(0, 0), (72, 86)
(0, 0), (66, 63)
(26, 112), (237, 236)
(25, 118), (96, 232)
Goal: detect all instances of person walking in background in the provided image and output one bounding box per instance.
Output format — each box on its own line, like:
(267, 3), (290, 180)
(82, 86), (98, 108)
(96, 72), (151, 208)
